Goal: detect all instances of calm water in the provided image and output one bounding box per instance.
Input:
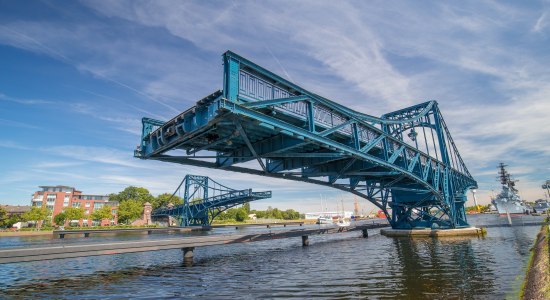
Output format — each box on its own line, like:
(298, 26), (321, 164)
(0, 215), (543, 299)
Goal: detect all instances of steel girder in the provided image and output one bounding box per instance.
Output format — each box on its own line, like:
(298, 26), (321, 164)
(151, 175), (272, 226)
(136, 51), (477, 229)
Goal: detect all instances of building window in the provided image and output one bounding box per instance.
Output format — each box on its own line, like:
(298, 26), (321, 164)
(94, 203), (104, 211)
(112, 209), (117, 214)
(85, 209), (89, 214)
(85, 202), (90, 208)
(46, 194), (56, 200)
(72, 202), (81, 208)
(63, 195), (70, 207)
(35, 202), (42, 207)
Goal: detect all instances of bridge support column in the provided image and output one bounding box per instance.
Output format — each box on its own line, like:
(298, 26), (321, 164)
(302, 235), (309, 247)
(59, 234), (65, 239)
(84, 233), (90, 238)
(362, 229), (369, 238)
(182, 247), (195, 263)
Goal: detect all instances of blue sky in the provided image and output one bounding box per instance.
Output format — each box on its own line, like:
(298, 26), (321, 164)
(1, 0), (549, 213)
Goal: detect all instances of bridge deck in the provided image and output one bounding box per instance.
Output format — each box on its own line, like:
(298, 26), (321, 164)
(52, 227), (205, 238)
(0, 223), (388, 264)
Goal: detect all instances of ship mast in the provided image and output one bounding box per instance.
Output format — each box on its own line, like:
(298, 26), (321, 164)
(498, 163), (518, 193)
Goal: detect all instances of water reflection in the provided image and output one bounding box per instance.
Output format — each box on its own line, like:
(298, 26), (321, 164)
(389, 236), (496, 298)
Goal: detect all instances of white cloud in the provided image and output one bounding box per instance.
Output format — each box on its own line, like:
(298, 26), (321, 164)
(533, 12), (548, 32)
(0, 93), (53, 105)
(0, 140), (31, 150)
(2, 1), (550, 209)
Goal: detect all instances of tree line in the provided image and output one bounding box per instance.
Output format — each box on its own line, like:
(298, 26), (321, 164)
(215, 203), (304, 223)
(1, 186), (304, 228)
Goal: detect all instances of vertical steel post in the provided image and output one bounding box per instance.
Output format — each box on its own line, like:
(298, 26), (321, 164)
(352, 123), (360, 150)
(307, 101), (315, 133)
(223, 53), (240, 103)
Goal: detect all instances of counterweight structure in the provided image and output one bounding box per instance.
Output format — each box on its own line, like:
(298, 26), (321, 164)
(152, 175), (271, 226)
(136, 51), (477, 229)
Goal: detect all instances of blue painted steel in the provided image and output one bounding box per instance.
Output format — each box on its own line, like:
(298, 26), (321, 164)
(152, 175), (272, 226)
(136, 51), (477, 229)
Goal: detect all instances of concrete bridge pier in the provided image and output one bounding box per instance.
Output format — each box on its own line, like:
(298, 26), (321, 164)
(182, 247), (195, 265)
(362, 229), (369, 238)
(302, 235), (309, 247)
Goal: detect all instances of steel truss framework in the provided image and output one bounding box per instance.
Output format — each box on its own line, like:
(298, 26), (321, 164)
(136, 51), (477, 229)
(152, 174), (272, 226)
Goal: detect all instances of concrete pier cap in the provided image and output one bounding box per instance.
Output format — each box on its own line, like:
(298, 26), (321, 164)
(381, 227), (486, 237)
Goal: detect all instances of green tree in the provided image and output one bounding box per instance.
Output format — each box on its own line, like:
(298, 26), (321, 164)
(109, 186), (154, 204)
(53, 212), (67, 226)
(91, 205), (113, 224)
(22, 207), (49, 229)
(282, 209), (300, 220)
(118, 200), (143, 224)
(243, 203), (251, 214)
(64, 207), (85, 226)
(0, 206), (7, 228)
(235, 209), (248, 222)
(254, 210), (266, 219)
(5, 214), (21, 228)
(224, 208), (238, 220)
(153, 193), (183, 209)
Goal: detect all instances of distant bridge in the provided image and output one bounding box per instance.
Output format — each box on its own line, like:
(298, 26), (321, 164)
(152, 175), (272, 226)
(136, 51), (477, 229)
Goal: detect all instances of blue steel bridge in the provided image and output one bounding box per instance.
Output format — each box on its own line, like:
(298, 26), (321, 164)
(136, 51), (477, 230)
(152, 174), (271, 226)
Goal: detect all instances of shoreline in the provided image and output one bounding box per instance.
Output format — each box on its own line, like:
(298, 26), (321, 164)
(521, 223), (550, 299)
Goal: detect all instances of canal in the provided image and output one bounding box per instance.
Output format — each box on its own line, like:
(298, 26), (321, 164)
(0, 215), (542, 298)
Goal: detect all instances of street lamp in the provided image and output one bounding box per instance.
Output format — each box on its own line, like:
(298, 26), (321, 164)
(471, 189), (479, 213)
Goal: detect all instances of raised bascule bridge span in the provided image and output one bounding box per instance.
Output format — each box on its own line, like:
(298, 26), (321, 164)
(152, 174), (272, 226)
(136, 51), (477, 230)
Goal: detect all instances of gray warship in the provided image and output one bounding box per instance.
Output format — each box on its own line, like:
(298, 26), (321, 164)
(491, 163), (529, 216)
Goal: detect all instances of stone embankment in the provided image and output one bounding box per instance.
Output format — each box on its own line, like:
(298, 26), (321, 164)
(522, 224), (550, 299)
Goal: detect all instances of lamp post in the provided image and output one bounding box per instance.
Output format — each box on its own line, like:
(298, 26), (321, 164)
(543, 181), (550, 199)
(471, 189), (479, 213)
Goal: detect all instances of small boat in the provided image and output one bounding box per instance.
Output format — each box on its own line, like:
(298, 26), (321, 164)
(336, 198), (350, 227)
(316, 216), (333, 224)
(336, 218), (350, 227)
